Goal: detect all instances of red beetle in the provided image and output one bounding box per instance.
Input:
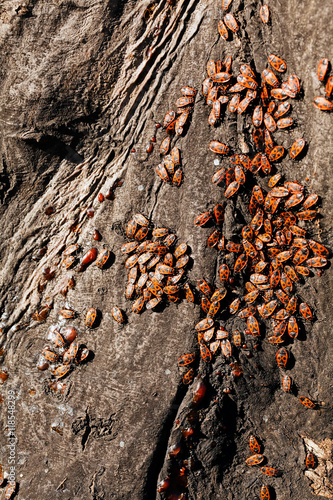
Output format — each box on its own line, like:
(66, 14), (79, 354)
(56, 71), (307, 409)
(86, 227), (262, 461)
(54, 365), (70, 379)
(184, 283), (195, 303)
(247, 315), (260, 336)
(64, 244), (79, 256)
(262, 69), (279, 87)
(303, 194), (318, 209)
(261, 485), (271, 499)
(264, 112), (277, 132)
(200, 343), (212, 363)
(178, 353), (195, 366)
(305, 452), (316, 469)
(317, 58), (329, 81)
(325, 76), (333, 97)
(276, 117), (293, 129)
(282, 375), (292, 392)
(214, 204), (224, 225)
(96, 249), (110, 269)
(173, 168), (182, 187)
(209, 141), (229, 155)
(235, 166), (245, 184)
(233, 330), (242, 347)
(132, 296), (145, 314)
(175, 96), (194, 108)
(112, 306), (125, 324)
(299, 396), (316, 409)
(225, 181), (240, 198)
(276, 347), (288, 368)
(197, 279), (212, 297)
(261, 466), (280, 477)
(183, 368), (195, 385)
(246, 454), (264, 466)
(252, 105), (263, 127)
(59, 309), (75, 319)
(274, 102), (290, 119)
(290, 138), (305, 159)
(299, 302), (313, 321)
(229, 94), (240, 112)
(308, 239), (329, 258)
(195, 211), (212, 226)
(85, 307), (97, 328)
(207, 230), (221, 248)
(42, 349), (58, 363)
(180, 86), (196, 96)
(268, 54), (287, 72)
(160, 136), (171, 155)
(229, 298), (240, 314)
(4, 482), (17, 500)
(259, 5), (269, 23)
(224, 13), (239, 31)
(62, 256), (75, 269)
(206, 60), (216, 78)
(222, 0), (232, 9)
(249, 435), (261, 454)
(288, 74), (300, 93)
(195, 318), (214, 331)
(219, 264), (229, 282)
(268, 146), (284, 162)
(234, 253), (248, 273)
(212, 168), (227, 185)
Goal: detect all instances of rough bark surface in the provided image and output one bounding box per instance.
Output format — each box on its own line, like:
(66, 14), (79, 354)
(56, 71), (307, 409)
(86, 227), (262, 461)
(0, 0), (332, 499)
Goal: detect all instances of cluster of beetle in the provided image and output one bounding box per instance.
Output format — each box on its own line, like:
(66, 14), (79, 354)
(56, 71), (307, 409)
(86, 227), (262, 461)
(218, 1), (269, 41)
(20, 2), (328, 499)
(154, 88), (196, 187)
(121, 213), (195, 313)
(36, 243), (113, 383)
(154, 2), (331, 499)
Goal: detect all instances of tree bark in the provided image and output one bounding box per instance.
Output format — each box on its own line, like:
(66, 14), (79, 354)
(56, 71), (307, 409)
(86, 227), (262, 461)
(0, 0), (332, 499)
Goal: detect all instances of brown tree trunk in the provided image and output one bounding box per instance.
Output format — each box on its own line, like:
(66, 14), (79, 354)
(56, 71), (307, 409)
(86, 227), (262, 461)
(0, 0), (332, 499)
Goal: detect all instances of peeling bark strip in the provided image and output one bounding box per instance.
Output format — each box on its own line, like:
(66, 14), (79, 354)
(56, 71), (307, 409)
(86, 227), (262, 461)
(0, 0), (331, 499)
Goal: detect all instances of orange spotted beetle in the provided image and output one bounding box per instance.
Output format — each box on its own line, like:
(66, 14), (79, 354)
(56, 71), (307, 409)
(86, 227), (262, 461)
(247, 315), (260, 336)
(85, 307), (97, 328)
(276, 347), (288, 368)
(195, 211), (212, 226)
(299, 396), (316, 409)
(200, 343), (212, 363)
(299, 302), (312, 321)
(260, 467), (280, 477)
(261, 485), (271, 499)
(249, 435), (261, 454)
(195, 318), (214, 331)
(112, 306), (125, 324)
(54, 365), (70, 379)
(317, 58), (329, 81)
(96, 249), (110, 269)
(183, 368), (195, 385)
(262, 69), (279, 87)
(268, 54), (287, 72)
(229, 298), (240, 314)
(197, 279), (212, 296)
(282, 375), (292, 392)
(259, 5), (269, 23)
(160, 136), (171, 155)
(305, 452), (316, 469)
(246, 454), (264, 466)
(290, 138), (305, 159)
(224, 13), (239, 31)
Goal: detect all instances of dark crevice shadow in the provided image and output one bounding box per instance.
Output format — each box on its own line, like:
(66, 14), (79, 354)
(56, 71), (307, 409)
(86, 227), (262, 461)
(142, 384), (188, 500)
